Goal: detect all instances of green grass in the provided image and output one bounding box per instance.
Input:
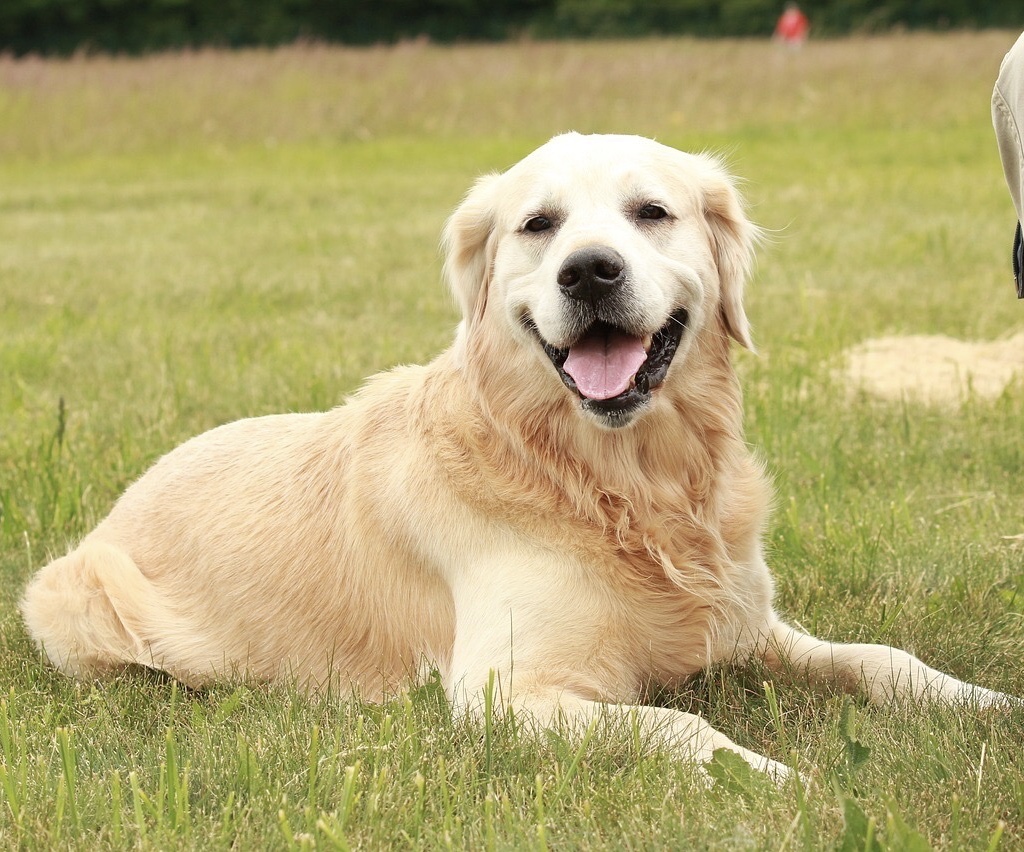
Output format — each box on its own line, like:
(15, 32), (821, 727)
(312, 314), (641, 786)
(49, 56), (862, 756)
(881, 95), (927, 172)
(2, 31), (1024, 849)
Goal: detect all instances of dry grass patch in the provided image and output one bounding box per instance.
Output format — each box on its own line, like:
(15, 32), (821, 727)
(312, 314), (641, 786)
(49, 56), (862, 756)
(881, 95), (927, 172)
(841, 332), (1024, 406)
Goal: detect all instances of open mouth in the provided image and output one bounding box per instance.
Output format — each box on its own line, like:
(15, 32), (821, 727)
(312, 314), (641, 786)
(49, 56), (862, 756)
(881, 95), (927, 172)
(527, 308), (689, 419)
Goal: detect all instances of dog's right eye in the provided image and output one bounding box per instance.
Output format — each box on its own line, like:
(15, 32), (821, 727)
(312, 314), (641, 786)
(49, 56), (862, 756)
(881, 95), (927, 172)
(523, 216), (552, 233)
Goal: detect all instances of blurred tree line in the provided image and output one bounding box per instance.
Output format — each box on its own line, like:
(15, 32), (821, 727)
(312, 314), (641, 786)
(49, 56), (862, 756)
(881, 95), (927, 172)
(1, 0), (1021, 55)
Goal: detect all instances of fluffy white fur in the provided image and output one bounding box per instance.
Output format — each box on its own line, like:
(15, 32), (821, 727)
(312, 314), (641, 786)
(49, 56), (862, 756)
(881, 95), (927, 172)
(21, 133), (1013, 780)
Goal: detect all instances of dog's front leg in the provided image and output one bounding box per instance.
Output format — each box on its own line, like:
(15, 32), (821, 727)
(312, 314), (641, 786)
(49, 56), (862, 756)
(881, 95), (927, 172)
(448, 670), (794, 783)
(757, 617), (1015, 707)
(444, 555), (793, 781)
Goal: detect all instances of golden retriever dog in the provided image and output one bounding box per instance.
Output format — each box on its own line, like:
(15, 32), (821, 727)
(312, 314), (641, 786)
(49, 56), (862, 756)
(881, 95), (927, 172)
(21, 133), (1013, 780)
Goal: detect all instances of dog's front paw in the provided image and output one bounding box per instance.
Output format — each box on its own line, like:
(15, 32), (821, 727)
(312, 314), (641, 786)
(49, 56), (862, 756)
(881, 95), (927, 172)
(963, 684), (1023, 710)
(703, 746), (803, 789)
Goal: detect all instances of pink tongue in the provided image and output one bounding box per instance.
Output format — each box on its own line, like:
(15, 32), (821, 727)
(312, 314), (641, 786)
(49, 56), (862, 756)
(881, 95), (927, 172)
(563, 329), (648, 400)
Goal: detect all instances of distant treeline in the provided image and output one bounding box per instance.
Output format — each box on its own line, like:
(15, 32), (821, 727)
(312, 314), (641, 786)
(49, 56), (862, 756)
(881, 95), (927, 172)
(2, 0), (1022, 56)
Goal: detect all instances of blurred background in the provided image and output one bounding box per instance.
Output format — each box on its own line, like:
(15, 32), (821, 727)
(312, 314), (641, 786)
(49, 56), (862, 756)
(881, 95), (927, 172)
(2, 0), (1022, 57)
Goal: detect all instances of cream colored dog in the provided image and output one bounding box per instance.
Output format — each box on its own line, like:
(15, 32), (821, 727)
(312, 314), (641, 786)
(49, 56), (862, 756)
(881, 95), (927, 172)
(21, 133), (1013, 780)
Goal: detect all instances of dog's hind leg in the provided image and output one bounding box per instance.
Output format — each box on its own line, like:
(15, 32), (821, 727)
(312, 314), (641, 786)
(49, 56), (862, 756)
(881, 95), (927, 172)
(20, 541), (170, 680)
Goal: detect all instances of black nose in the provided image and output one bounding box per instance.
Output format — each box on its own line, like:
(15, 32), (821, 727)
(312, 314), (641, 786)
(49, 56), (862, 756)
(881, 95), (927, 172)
(557, 246), (626, 304)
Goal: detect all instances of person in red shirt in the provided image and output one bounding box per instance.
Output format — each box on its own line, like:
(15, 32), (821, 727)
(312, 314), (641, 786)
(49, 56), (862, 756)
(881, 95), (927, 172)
(774, 3), (810, 47)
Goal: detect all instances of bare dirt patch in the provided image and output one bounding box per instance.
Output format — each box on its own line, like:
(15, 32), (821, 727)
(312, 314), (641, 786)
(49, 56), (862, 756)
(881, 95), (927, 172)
(842, 332), (1024, 406)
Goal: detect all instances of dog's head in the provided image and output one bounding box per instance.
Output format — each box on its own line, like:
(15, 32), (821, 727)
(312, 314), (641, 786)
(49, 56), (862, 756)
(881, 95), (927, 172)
(443, 133), (758, 429)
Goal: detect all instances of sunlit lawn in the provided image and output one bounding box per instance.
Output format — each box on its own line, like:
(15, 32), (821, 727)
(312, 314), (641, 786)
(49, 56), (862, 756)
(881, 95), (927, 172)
(1, 32), (1022, 848)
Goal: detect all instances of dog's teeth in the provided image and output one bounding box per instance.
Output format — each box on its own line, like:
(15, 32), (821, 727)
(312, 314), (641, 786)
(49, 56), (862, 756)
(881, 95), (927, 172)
(643, 335), (653, 351)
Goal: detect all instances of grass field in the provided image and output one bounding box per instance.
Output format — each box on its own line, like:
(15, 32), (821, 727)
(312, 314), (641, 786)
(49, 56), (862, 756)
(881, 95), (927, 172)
(2, 31), (1024, 849)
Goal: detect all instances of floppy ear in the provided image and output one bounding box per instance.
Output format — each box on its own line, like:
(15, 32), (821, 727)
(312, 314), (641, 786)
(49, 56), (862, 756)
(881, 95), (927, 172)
(441, 173), (501, 326)
(699, 159), (760, 350)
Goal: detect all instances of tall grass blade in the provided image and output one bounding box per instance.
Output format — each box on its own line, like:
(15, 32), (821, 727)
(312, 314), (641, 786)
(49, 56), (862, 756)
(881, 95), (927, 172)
(553, 717), (597, 802)
(534, 773), (547, 852)
(0, 696), (25, 828)
(56, 727), (80, 833)
(306, 724), (320, 810)
(130, 770), (148, 842)
(110, 771), (123, 846)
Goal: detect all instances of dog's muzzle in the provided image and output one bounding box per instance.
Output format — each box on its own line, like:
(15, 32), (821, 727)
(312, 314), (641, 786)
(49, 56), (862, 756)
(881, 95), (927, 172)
(526, 308), (689, 425)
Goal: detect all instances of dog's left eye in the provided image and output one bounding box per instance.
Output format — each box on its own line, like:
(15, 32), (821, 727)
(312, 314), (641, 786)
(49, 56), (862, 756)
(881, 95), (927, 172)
(637, 204), (669, 221)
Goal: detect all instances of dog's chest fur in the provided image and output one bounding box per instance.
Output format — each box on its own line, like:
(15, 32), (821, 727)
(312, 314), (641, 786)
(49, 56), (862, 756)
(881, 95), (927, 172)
(429, 382), (774, 687)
